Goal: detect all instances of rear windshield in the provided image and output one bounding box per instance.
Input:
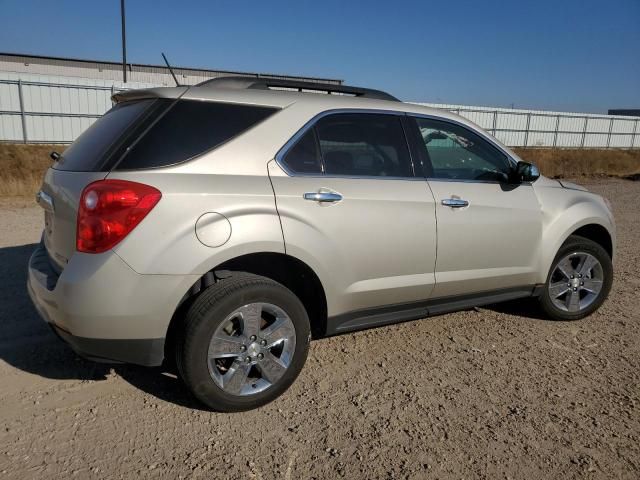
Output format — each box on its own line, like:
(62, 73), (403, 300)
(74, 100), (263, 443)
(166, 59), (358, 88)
(54, 99), (157, 171)
(53, 99), (277, 171)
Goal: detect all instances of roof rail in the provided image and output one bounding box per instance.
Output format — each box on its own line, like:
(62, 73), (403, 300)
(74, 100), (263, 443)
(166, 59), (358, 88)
(196, 76), (399, 101)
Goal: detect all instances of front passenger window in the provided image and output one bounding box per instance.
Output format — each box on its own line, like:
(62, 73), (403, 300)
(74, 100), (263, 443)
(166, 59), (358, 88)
(414, 117), (512, 182)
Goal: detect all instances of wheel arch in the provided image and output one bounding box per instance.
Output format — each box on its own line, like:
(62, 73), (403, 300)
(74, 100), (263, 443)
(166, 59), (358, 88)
(165, 252), (328, 365)
(570, 224), (613, 258)
(540, 214), (615, 285)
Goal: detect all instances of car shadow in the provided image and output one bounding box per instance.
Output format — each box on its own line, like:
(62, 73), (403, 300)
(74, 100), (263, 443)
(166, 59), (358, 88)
(483, 296), (550, 321)
(0, 243), (207, 411)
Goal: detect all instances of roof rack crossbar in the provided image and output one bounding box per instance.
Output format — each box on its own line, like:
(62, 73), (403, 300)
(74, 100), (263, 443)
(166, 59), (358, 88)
(196, 76), (399, 101)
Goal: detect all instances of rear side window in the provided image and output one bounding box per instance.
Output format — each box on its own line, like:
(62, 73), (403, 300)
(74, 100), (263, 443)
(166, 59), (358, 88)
(54, 100), (156, 172)
(280, 129), (323, 174)
(116, 100), (277, 170)
(315, 113), (413, 177)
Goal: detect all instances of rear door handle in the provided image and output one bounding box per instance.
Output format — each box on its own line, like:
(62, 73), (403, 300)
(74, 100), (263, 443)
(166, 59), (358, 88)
(303, 191), (343, 203)
(441, 198), (469, 208)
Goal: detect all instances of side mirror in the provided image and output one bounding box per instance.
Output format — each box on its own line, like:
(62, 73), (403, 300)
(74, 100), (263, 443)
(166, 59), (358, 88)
(512, 161), (540, 183)
(423, 131), (448, 144)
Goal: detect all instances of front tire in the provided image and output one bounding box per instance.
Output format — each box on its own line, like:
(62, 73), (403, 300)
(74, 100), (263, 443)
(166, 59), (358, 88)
(539, 235), (612, 321)
(176, 272), (310, 412)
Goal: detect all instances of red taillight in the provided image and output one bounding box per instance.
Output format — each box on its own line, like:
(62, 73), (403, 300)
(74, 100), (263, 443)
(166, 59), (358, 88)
(76, 180), (161, 253)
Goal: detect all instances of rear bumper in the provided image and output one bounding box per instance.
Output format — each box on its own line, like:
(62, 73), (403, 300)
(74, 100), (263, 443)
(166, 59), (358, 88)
(27, 242), (198, 367)
(47, 323), (164, 365)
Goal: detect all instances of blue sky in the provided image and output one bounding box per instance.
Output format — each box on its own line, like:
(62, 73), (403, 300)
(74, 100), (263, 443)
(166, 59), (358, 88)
(1, 0), (638, 113)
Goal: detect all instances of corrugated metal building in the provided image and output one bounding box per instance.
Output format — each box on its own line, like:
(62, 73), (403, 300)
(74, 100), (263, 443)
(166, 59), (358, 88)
(0, 52), (343, 86)
(0, 51), (343, 143)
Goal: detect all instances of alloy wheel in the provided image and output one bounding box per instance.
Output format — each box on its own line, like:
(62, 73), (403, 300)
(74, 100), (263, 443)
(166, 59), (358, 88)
(548, 252), (604, 313)
(207, 303), (296, 396)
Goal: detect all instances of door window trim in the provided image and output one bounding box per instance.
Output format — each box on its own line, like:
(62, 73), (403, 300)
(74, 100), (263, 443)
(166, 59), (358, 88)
(275, 109), (421, 181)
(276, 108), (521, 182)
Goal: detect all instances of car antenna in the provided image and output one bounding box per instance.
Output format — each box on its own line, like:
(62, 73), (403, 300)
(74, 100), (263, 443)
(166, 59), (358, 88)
(161, 52), (181, 87)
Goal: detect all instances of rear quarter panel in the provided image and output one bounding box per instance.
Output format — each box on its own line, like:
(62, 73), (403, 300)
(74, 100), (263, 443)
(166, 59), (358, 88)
(108, 170), (285, 275)
(105, 105), (319, 276)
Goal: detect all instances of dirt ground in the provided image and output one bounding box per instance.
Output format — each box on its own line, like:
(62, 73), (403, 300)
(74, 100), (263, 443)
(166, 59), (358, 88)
(0, 178), (638, 479)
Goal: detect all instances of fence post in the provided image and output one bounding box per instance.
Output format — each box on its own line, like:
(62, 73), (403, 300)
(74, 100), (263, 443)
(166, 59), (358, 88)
(580, 116), (588, 147)
(552, 115), (560, 147)
(632, 119), (639, 149)
(17, 79), (28, 143)
(606, 117), (614, 148)
(492, 110), (498, 136)
(523, 113), (531, 147)
(110, 85), (115, 106)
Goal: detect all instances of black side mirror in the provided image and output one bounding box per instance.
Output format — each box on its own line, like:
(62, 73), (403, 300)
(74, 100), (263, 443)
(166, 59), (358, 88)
(511, 161), (540, 183)
(423, 131), (448, 144)
(50, 151), (60, 162)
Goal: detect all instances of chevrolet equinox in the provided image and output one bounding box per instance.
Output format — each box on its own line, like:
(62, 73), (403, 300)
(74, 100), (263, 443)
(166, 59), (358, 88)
(28, 77), (615, 411)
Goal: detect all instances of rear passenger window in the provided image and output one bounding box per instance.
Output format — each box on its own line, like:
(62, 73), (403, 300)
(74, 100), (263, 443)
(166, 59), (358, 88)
(315, 114), (413, 177)
(116, 100), (277, 170)
(280, 129), (323, 174)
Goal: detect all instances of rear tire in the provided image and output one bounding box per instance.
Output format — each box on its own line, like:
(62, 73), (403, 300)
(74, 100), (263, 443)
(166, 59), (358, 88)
(176, 272), (310, 412)
(539, 235), (612, 321)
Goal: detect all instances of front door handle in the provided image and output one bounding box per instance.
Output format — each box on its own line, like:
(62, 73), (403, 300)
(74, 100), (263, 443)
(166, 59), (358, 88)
(441, 198), (469, 208)
(304, 191), (343, 203)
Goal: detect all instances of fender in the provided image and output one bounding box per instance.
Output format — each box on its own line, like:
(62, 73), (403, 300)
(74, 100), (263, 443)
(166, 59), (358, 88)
(536, 185), (615, 284)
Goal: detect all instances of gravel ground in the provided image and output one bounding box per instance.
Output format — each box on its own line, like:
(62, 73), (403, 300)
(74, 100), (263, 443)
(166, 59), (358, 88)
(0, 178), (638, 479)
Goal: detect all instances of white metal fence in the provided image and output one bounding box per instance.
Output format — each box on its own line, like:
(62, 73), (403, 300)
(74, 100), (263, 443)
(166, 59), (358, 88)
(416, 103), (640, 149)
(1, 72), (638, 148)
(0, 72), (155, 143)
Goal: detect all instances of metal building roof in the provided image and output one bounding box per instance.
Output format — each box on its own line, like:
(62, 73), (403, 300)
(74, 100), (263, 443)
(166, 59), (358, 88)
(0, 51), (343, 86)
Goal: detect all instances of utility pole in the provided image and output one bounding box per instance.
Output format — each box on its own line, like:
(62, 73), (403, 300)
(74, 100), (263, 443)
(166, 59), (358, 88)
(121, 0), (127, 83)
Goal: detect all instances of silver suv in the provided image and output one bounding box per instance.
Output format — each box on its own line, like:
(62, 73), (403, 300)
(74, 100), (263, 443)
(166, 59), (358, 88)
(28, 77), (615, 411)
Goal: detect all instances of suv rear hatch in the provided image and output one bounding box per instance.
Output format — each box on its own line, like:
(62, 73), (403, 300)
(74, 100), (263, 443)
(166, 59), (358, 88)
(38, 92), (278, 272)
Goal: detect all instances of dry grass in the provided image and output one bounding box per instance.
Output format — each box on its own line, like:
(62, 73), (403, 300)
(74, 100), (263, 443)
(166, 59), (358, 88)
(0, 144), (65, 197)
(513, 148), (640, 179)
(0, 144), (639, 197)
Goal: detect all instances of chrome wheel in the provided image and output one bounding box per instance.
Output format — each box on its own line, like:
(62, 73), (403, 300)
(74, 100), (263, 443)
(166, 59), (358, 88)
(207, 303), (296, 396)
(548, 252), (604, 313)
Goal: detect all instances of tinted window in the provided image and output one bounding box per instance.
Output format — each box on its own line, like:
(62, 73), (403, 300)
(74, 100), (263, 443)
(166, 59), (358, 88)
(281, 129), (322, 174)
(414, 117), (512, 181)
(117, 100), (277, 169)
(54, 100), (156, 171)
(316, 114), (413, 177)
